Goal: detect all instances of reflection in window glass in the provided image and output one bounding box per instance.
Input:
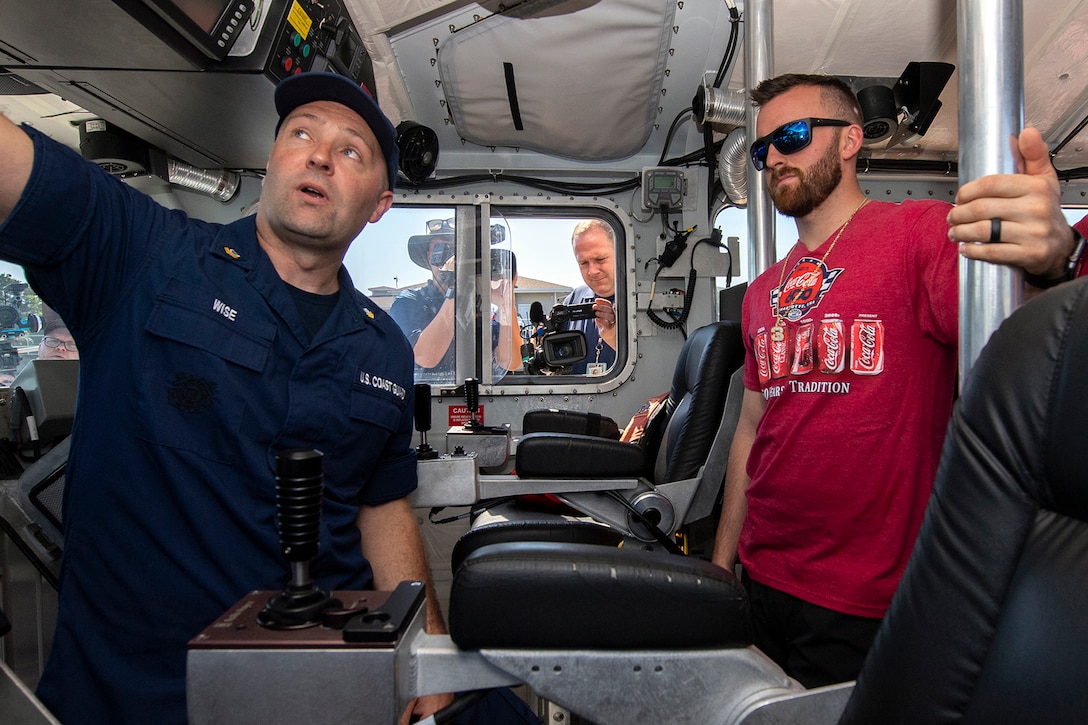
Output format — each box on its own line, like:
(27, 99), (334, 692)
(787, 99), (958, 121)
(0, 264), (51, 387)
(489, 246), (519, 383)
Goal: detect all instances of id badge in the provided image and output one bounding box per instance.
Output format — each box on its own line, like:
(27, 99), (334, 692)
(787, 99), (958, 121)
(586, 363), (607, 377)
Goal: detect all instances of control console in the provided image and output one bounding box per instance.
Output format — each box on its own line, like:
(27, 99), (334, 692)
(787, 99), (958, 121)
(188, 583), (425, 725)
(265, 0), (376, 93)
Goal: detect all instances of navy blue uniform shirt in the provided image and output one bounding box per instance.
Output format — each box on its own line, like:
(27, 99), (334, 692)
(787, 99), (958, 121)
(389, 279), (455, 383)
(0, 127), (418, 724)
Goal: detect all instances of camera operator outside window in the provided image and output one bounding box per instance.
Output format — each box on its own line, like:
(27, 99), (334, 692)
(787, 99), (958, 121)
(389, 219), (458, 383)
(560, 219), (618, 375)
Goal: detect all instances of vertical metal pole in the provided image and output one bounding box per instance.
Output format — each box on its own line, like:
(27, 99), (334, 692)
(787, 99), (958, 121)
(957, 0), (1024, 381)
(745, 0), (775, 279)
(453, 206), (478, 385)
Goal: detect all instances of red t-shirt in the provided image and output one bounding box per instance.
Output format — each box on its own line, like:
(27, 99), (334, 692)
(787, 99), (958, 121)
(739, 200), (959, 618)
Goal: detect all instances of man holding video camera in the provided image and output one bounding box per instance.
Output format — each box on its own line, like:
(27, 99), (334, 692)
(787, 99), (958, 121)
(391, 219), (521, 382)
(390, 219), (458, 382)
(561, 218), (618, 375)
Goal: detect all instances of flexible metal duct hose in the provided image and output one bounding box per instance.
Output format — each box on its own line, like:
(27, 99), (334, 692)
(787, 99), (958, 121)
(694, 85), (747, 126)
(166, 158), (240, 203)
(719, 126), (749, 207)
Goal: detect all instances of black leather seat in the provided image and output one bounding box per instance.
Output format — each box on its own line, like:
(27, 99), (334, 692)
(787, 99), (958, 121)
(453, 320), (745, 560)
(449, 539), (752, 650)
(515, 320), (745, 487)
(840, 278), (1088, 724)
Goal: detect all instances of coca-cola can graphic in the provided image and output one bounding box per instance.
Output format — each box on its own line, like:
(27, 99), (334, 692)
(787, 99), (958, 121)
(850, 318), (885, 375)
(791, 319), (814, 375)
(756, 331), (771, 384)
(817, 317), (846, 374)
(770, 332), (790, 379)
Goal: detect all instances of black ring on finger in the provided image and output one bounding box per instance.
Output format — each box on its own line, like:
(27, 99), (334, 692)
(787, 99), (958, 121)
(990, 217), (1001, 243)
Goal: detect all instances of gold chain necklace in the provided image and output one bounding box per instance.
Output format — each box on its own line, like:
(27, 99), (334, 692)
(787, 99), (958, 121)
(771, 198), (869, 342)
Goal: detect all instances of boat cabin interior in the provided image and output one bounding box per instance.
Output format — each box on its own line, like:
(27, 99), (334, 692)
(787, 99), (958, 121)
(1, 1), (1087, 722)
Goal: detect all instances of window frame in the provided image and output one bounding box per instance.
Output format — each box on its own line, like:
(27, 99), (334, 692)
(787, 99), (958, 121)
(353, 193), (634, 396)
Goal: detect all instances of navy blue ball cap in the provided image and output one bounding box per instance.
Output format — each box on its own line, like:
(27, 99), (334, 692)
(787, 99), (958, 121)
(274, 71), (399, 190)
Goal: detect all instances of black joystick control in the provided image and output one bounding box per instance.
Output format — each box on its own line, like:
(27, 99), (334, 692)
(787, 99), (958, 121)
(257, 448), (342, 629)
(414, 383), (439, 460)
(463, 377), (484, 431)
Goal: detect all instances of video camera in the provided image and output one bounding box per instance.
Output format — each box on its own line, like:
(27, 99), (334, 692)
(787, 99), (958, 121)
(0, 282), (43, 376)
(522, 301), (596, 374)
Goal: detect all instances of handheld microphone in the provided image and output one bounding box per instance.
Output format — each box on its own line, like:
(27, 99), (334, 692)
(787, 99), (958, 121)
(529, 301), (545, 325)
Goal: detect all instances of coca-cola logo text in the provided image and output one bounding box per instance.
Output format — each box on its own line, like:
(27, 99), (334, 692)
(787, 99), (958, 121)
(858, 325), (877, 366)
(821, 327), (840, 361)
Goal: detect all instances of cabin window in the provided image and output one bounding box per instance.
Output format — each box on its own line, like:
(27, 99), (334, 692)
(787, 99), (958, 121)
(0, 264), (51, 387)
(1063, 208), (1087, 229)
(712, 205), (799, 320)
(347, 205), (627, 391)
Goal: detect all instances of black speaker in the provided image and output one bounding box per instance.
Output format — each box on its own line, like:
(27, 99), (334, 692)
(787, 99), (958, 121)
(396, 121), (439, 183)
(857, 85), (897, 144)
(79, 119), (153, 176)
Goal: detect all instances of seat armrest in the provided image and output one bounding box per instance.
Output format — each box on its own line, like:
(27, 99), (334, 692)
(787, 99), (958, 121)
(522, 409), (621, 439)
(516, 432), (645, 478)
(449, 541), (752, 649)
(451, 515), (624, 573)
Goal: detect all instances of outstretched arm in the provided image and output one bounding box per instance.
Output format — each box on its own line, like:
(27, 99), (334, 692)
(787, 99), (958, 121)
(0, 113), (35, 224)
(413, 298), (456, 367)
(947, 127), (1076, 281)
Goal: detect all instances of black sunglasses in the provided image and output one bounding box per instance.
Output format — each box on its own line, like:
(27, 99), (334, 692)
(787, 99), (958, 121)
(749, 118), (851, 171)
(427, 217), (508, 245)
(426, 218), (455, 233)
